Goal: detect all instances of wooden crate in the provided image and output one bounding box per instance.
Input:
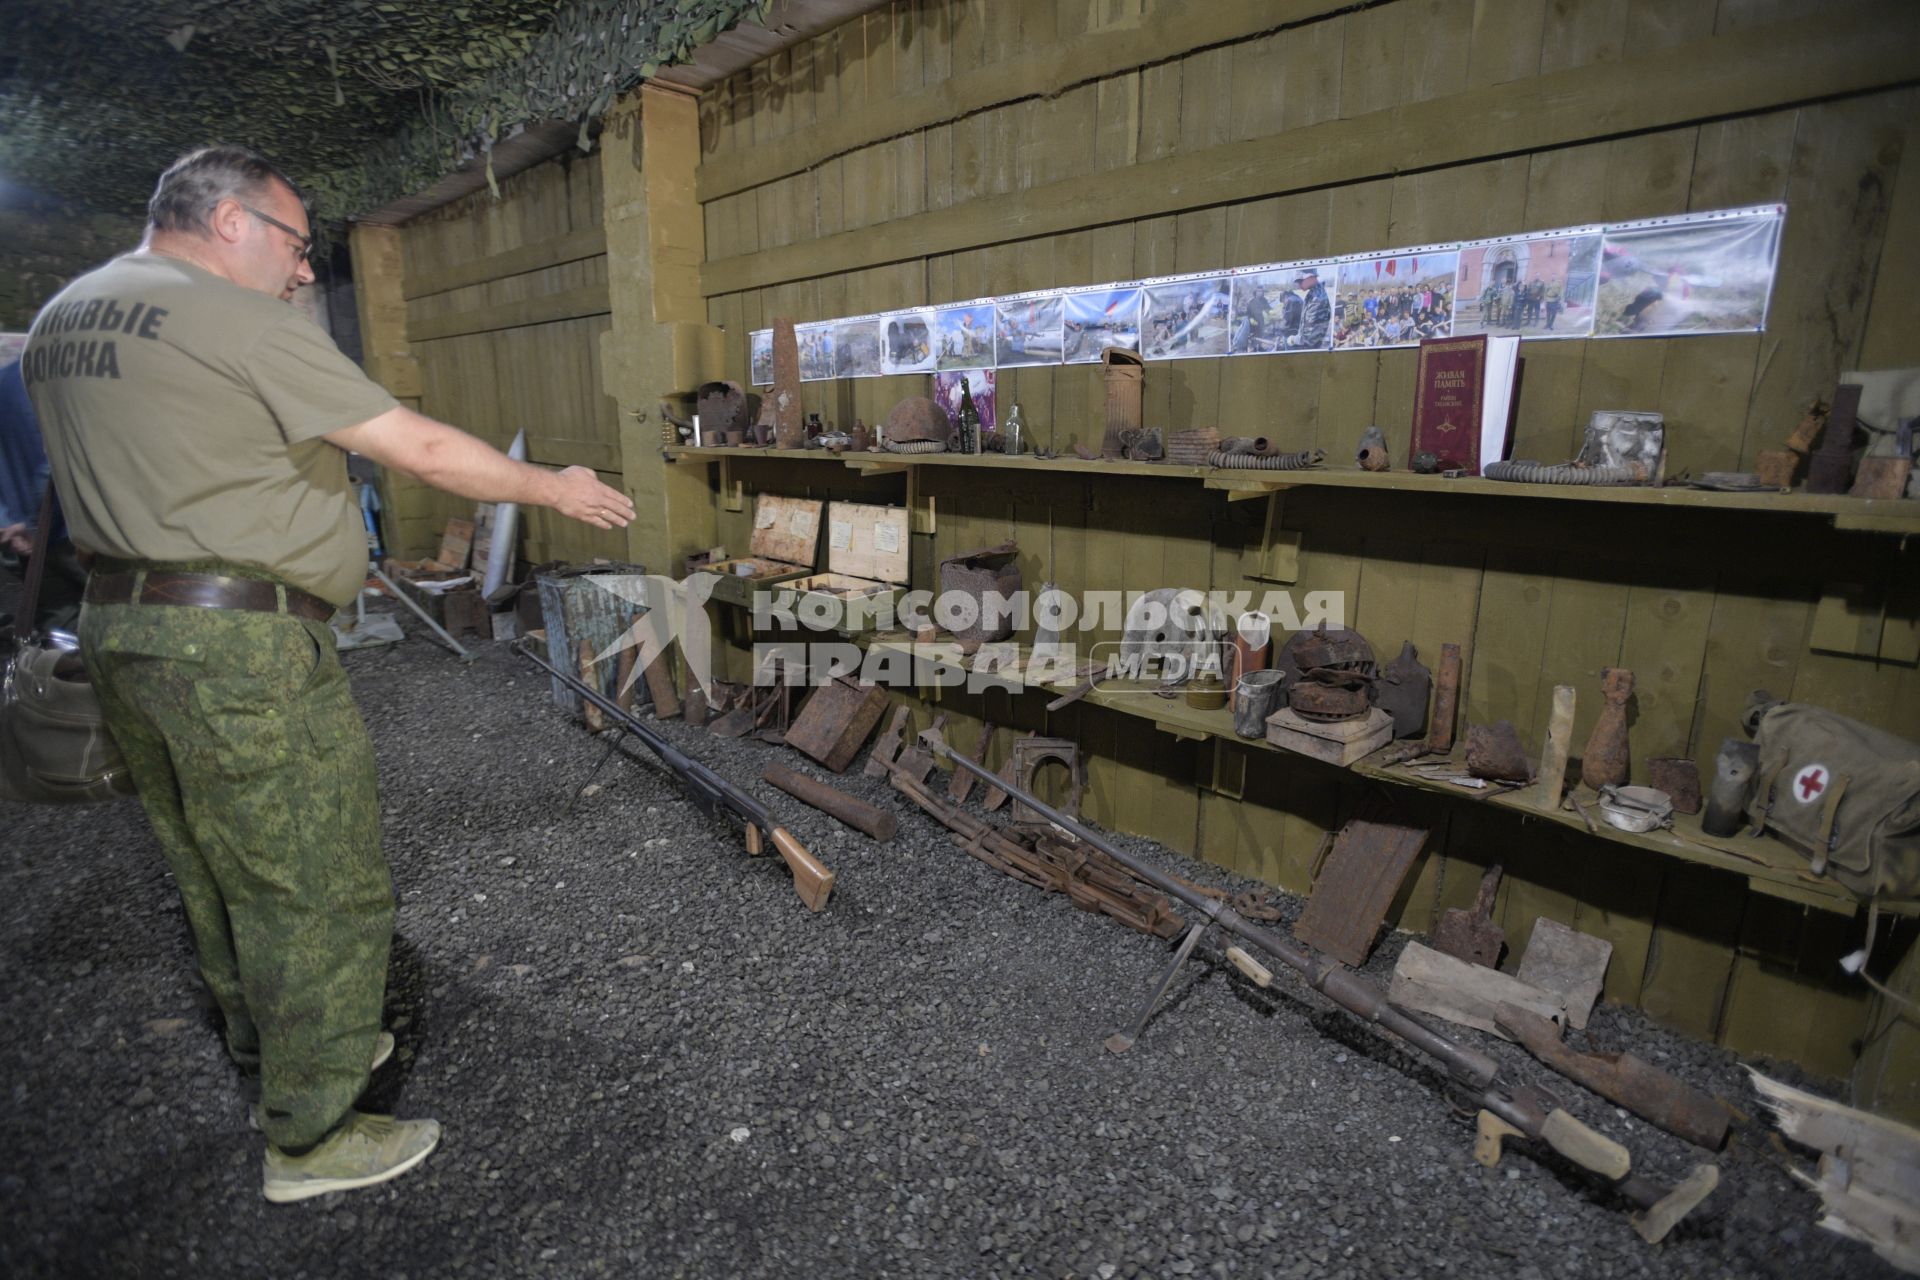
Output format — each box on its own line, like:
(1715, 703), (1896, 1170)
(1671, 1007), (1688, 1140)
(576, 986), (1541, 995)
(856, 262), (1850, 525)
(778, 502), (911, 636)
(708, 493), (823, 608)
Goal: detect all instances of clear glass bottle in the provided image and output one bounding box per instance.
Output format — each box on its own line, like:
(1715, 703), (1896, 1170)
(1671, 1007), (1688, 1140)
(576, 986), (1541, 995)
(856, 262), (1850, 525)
(1004, 403), (1025, 456)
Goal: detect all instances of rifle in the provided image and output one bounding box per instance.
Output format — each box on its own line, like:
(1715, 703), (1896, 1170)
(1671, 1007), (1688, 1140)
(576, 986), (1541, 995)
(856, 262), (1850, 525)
(934, 744), (1719, 1244)
(515, 638), (834, 912)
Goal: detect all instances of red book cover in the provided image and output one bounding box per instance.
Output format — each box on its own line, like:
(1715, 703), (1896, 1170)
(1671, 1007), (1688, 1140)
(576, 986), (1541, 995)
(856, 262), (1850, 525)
(1410, 334), (1488, 474)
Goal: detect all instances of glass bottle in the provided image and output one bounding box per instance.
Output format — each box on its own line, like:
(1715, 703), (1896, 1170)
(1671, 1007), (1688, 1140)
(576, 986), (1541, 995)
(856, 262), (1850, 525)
(1004, 403), (1025, 456)
(958, 380), (982, 455)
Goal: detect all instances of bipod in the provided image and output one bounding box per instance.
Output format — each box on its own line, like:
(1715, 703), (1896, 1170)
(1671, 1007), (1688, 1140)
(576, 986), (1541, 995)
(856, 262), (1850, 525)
(1105, 919), (1212, 1054)
(564, 730), (625, 815)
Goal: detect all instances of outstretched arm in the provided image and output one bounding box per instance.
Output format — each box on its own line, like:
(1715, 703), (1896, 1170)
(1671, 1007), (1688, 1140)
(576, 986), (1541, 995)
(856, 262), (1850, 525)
(325, 406), (635, 531)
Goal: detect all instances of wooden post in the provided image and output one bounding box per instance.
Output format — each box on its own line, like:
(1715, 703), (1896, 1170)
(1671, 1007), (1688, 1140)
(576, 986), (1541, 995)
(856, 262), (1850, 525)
(600, 85), (721, 582)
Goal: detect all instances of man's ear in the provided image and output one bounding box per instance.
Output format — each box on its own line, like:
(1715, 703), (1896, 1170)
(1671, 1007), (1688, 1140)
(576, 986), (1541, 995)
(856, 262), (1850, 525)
(207, 197), (247, 246)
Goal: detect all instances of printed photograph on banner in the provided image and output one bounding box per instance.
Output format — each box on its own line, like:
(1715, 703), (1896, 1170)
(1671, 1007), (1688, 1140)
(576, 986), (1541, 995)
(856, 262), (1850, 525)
(933, 369), (996, 435)
(1332, 252), (1458, 349)
(1062, 288), (1141, 363)
(1595, 212), (1782, 337)
(994, 295), (1064, 367)
(1229, 265), (1334, 354)
(798, 326), (835, 381)
(880, 311), (938, 375)
(935, 304), (995, 370)
(832, 319), (883, 378)
(1454, 232), (1601, 340)
(1141, 276), (1232, 359)
(749, 330), (774, 385)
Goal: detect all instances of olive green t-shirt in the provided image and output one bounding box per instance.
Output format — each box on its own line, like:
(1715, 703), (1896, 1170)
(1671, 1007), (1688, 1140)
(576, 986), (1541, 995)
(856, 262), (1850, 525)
(22, 253), (397, 608)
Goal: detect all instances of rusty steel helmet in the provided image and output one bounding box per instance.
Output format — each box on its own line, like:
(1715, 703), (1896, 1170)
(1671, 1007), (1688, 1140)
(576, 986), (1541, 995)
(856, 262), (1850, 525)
(884, 396), (952, 446)
(1284, 625), (1376, 677)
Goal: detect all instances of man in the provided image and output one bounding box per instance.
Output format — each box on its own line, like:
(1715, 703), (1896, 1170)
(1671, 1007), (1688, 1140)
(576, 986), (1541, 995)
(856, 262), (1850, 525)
(1288, 269), (1331, 350)
(1, 356), (87, 634)
(1230, 283), (1270, 352)
(23, 146), (634, 1203)
(1544, 279), (1563, 331)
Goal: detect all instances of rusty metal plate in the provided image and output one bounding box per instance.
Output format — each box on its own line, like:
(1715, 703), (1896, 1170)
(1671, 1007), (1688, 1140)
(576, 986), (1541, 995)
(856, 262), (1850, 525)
(1293, 813), (1429, 967)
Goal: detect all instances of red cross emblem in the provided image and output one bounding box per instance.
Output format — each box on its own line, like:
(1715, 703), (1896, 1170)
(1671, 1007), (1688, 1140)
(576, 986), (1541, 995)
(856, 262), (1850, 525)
(1792, 764), (1828, 804)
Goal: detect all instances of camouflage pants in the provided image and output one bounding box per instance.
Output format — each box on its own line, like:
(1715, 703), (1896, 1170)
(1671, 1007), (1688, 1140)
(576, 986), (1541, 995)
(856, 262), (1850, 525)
(79, 591), (391, 1150)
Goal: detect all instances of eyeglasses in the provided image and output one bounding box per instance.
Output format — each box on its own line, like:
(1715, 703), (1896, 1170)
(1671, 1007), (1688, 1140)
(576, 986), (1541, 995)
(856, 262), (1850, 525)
(240, 204), (314, 262)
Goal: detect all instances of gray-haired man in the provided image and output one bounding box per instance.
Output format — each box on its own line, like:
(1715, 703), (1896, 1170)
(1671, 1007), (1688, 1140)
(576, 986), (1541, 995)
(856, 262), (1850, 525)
(25, 145), (634, 1201)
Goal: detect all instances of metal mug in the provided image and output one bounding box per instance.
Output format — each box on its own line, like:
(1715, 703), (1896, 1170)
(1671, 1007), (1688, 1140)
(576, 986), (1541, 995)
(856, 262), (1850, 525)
(1234, 669), (1288, 738)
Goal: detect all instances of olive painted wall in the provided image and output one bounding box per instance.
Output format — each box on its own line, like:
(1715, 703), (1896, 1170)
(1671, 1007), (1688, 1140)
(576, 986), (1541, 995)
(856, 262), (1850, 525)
(687, 0), (1920, 1088)
(385, 154), (626, 566)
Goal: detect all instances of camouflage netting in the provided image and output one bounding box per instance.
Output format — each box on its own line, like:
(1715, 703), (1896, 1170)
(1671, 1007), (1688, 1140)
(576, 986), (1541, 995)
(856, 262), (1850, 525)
(0, 0), (767, 226)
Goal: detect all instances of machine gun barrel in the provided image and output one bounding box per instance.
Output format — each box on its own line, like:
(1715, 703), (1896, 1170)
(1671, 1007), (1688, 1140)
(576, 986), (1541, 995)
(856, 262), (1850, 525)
(937, 747), (1717, 1242)
(516, 639), (834, 912)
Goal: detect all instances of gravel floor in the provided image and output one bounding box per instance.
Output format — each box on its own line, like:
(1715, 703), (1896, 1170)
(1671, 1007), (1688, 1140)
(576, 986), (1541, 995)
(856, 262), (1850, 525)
(0, 605), (1899, 1279)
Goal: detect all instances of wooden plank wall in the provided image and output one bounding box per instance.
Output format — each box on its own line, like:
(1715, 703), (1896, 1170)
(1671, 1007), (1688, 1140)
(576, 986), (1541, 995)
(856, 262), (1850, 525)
(395, 154), (627, 565)
(686, 0), (1920, 1080)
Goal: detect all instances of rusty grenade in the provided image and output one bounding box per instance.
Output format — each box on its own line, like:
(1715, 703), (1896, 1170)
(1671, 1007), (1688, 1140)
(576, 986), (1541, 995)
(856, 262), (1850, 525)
(1580, 666), (1634, 790)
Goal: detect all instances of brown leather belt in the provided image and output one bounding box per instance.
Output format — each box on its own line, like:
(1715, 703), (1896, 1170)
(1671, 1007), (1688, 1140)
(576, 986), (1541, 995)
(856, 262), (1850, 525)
(84, 571), (336, 622)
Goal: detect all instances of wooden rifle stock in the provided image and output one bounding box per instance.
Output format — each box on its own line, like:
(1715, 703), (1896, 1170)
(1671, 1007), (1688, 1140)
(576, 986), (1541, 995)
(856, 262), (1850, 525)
(770, 827), (834, 912)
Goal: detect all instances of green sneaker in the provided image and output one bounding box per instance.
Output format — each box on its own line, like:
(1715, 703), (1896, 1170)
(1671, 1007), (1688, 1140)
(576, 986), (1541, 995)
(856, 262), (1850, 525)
(248, 1033), (396, 1132)
(262, 1111), (441, 1204)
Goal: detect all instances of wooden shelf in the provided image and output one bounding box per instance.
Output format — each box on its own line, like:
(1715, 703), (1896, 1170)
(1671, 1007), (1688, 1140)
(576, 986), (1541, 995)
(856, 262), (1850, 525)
(664, 445), (1920, 533)
(665, 444), (848, 463)
(859, 634), (1912, 917)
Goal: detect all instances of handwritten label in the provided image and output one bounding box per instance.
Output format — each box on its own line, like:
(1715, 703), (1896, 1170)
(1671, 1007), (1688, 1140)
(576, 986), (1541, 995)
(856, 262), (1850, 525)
(790, 509), (816, 536)
(754, 505), (776, 529)
(874, 521), (901, 554)
(829, 519), (853, 550)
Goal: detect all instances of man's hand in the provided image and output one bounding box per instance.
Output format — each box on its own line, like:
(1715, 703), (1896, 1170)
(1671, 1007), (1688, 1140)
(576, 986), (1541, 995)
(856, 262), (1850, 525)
(0, 522), (32, 556)
(549, 466), (636, 530)
(328, 408), (635, 528)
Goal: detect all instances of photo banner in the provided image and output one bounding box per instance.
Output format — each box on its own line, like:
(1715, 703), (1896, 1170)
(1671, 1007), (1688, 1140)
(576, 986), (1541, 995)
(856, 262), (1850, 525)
(1332, 248), (1459, 350)
(1227, 261), (1336, 355)
(1140, 274), (1233, 360)
(1595, 206), (1784, 338)
(995, 292), (1064, 367)
(743, 205), (1785, 384)
(1453, 228), (1602, 341)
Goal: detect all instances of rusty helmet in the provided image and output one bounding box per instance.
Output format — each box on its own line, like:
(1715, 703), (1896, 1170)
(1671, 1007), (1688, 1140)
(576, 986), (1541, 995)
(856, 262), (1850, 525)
(884, 396), (953, 446)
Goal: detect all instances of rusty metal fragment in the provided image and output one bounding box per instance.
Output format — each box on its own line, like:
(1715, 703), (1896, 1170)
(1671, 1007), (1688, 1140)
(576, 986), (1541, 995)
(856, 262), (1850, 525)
(949, 721), (994, 804)
(1498, 1005), (1731, 1151)
(1293, 813), (1429, 967)
(937, 542), (1022, 653)
(1648, 757), (1702, 814)
(1006, 736), (1084, 828)
(884, 756), (1183, 940)
(893, 713), (949, 785)
(788, 677), (889, 773)
(771, 319), (805, 449)
(862, 705), (911, 779)
(1466, 721), (1532, 782)
(1430, 865), (1504, 967)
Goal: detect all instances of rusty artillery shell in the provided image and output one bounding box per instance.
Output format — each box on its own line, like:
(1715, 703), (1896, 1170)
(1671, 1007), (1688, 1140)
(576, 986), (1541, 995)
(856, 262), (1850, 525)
(762, 763), (898, 842)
